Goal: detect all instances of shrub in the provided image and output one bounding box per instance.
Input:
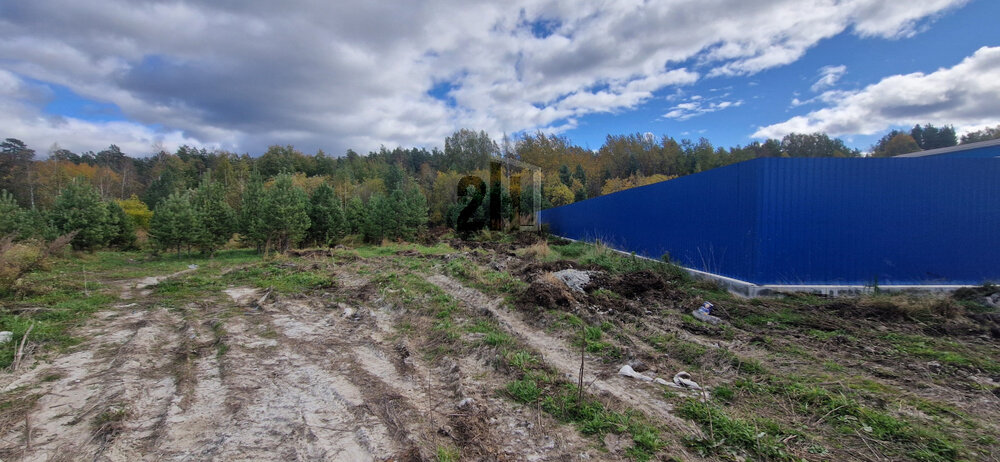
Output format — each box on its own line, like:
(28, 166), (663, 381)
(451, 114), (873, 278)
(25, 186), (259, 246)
(0, 233), (76, 294)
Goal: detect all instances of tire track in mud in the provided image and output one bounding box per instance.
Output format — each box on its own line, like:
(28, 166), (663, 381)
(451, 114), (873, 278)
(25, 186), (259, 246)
(426, 273), (702, 438)
(342, 269), (599, 460)
(3, 274), (415, 461)
(1, 305), (183, 461)
(4, 267), (600, 461)
(127, 289), (422, 461)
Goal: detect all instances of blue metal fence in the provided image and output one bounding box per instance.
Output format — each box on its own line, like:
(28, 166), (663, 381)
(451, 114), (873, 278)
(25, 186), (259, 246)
(540, 158), (1000, 286)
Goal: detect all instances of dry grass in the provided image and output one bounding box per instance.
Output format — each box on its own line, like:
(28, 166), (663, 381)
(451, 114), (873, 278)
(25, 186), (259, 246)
(516, 241), (551, 260)
(0, 232), (76, 293)
(858, 294), (964, 320)
(0, 388), (40, 458)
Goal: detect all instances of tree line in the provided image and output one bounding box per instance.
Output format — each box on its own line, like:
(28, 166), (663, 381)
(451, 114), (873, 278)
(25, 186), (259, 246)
(2, 123), (998, 253)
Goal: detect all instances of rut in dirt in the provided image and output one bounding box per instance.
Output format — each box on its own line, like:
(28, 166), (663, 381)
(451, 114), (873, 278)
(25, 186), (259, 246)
(1, 276), (432, 461)
(1, 268), (605, 461)
(426, 273), (702, 438)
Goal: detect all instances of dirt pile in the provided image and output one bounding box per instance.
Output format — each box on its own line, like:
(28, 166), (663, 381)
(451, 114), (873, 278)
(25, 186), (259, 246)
(587, 269), (668, 298)
(516, 273), (578, 311)
(516, 265), (686, 318)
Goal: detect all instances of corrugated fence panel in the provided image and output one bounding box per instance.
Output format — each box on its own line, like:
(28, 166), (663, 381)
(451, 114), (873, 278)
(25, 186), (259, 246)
(541, 158), (1000, 286)
(935, 144), (1000, 158)
(756, 158), (1000, 285)
(541, 161), (761, 281)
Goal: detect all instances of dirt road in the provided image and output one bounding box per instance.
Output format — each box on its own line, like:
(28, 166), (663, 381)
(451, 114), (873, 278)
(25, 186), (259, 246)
(1, 265), (596, 461)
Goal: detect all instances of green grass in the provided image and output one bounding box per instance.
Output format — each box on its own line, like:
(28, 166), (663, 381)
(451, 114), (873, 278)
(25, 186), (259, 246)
(0, 293), (114, 368)
(678, 399), (796, 460)
(44, 249), (260, 280)
(713, 384), (735, 402)
(719, 350), (768, 375)
(733, 376), (963, 461)
(581, 246), (687, 281)
(882, 333), (1000, 373)
(92, 405), (130, 441)
(647, 333), (706, 366)
(468, 320), (515, 347)
(155, 274), (225, 297)
(547, 238), (689, 283)
(222, 260), (333, 293)
(822, 360), (845, 372)
(210, 319), (229, 357)
(352, 242), (454, 258)
(504, 349), (538, 371)
(443, 257), (477, 281)
(484, 331), (514, 346)
(549, 241), (587, 258)
(591, 287), (621, 300)
(573, 324), (621, 360)
(505, 376), (665, 461)
(736, 308), (805, 329)
(435, 445), (460, 462)
(443, 256), (526, 295)
(505, 377), (542, 402)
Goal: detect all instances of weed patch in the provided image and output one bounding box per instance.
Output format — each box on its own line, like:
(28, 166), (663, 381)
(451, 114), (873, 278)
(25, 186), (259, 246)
(678, 399), (795, 460)
(733, 376), (963, 460)
(647, 333), (706, 366)
(0, 293), (114, 368)
(505, 376), (665, 460)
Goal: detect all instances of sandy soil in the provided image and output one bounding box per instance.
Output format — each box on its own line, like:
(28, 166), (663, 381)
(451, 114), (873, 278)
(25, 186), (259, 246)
(1, 268), (598, 461)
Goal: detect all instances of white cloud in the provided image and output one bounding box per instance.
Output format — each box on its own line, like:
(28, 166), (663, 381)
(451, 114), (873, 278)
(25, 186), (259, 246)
(0, 0), (967, 154)
(811, 65), (847, 92)
(663, 96), (743, 121)
(0, 69), (214, 155)
(754, 46), (1000, 139)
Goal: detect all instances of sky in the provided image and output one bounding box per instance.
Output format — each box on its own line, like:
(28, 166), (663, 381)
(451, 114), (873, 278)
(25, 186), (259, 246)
(1, 0), (999, 157)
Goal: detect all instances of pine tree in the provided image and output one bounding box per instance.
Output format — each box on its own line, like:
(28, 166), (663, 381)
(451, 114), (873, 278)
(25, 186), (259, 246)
(345, 196), (366, 235)
(240, 171), (268, 252)
(105, 201), (137, 249)
(573, 164), (587, 185)
(386, 189), (406, 240)
(558, 164), (572, 186)
(143, 166), (183, 210)
(150, 191), (196, 255)
(191, 173), (236, 255)
(50, 180), (110, 250)
(307, 183), (344, 246)
(0, 189), (23, 237)
(263, 173), (310, 252)
(401, 186), (428, 240)
(362, 193), (395, 243)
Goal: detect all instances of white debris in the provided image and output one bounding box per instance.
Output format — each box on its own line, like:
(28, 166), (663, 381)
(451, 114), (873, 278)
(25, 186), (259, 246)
(692, 309), (723, 325)
(457, 397), (475, 409)
(618, 364), (653, 382)
(552, 269), (595, 293)
(0, 331), (12, 344)
(673, 371), (702, 390)
(224, 287), (260, 305)
(188, 264), (199, 270)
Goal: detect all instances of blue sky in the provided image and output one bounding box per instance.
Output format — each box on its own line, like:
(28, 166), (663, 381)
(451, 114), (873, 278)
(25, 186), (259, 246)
(563, 0), (1000, 151)
(1, 0), (999, 156)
